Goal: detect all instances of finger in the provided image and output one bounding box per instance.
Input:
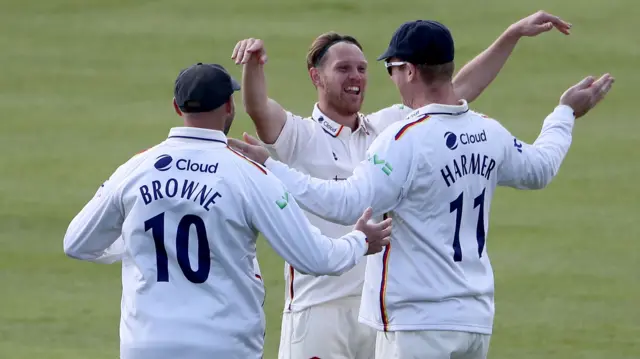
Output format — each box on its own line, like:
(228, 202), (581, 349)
(602, 77), (615, 94)
(243, 132), (263, 146)
(590, 75), (614, 102)
(379, 226), (392, 239)
(231, 41), (242, 60)
(228, 138), (251, 153)
(553, 23), (571, 35)
(573, 76), (596, 90)
(369, 217), (392, 232)
(536, 23), (554, 33)
(536, 12), (571, 28)
(547, 15), (571, 29)
(260, 54), (268, 65)
(378, 218), (393, 230)
(590, 73), (612, 88)
(359, 207), (373, 224)
(247, 39), (264, 53)
(588, 74), (611, 94)
(241, 39), (256, 64)
(235, 41), (249, 64)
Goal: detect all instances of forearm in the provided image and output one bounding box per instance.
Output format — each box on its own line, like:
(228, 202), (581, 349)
(242, 59), (285, 144)
(500, 105), (575, 190)
(527, 105), (575, 187)
(289, 230), (367, 276)
(265, 158), (369, 225)
(242, 57), (268, 115)
(254, 179), (367, 276)
(452, 26), (520, 102)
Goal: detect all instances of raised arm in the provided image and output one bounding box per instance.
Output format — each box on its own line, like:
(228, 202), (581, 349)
(453, 11), (571, 103)
(232, 38), (287, 145)
(498, 74), (614, 189)
(244, 165), (391, 276)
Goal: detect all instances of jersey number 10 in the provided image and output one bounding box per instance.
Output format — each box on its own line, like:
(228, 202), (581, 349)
(449, 188), (486, 262)
(144, 212), (211, 284)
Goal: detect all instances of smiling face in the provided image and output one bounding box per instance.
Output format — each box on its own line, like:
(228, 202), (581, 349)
(315, 42), (368, 116)
(307, 33), (368, 117)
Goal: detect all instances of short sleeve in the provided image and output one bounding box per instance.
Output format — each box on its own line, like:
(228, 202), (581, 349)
(367, 104), (414, 134)
(261, 111), (314, 166)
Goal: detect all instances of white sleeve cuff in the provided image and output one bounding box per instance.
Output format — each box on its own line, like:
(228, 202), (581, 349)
(554, 105), (577, 120)
(350, 230), (369, 258)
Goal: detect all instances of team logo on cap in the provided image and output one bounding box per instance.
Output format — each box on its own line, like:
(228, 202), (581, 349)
(154, 154), (173, 171)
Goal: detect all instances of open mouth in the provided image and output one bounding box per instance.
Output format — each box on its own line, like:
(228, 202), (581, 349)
(344, 86), (361, 96)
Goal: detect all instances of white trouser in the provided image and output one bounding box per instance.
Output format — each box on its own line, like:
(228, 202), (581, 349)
(278, 296), (376, 359)
(375, 330), (491, 359)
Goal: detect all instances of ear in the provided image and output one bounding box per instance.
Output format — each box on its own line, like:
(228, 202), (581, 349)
(406, 64), (417, 83)
(225, 96), (234, 113)
(173, 98), (183, 116)
(309, 67), (322, 88)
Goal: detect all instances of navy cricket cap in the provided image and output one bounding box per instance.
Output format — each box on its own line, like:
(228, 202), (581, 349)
(174, 63), (241, 113)
(377, 20), (454, 65)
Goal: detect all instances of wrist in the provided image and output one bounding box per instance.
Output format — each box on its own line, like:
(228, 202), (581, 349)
(555, 104), (576, 117)
(503, 24), (522, 42)
(355, 230), (369, 256)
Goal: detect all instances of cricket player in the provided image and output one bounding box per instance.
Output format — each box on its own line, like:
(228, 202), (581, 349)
(62, 63), (392, 359)
(231, 10), (572, 359)
(229, 20), (614, 359)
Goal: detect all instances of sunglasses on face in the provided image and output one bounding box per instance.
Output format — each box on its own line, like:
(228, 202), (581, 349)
(384, 61), (408, 75)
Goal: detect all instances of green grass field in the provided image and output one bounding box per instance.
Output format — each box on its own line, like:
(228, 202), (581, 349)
(1, 0), (638, 358)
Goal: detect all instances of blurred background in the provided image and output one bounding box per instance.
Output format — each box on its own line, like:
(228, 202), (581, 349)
(1, 0), (637, 358)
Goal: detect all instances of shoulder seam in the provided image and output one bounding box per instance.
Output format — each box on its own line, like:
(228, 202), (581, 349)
(226, 146), (268, 175)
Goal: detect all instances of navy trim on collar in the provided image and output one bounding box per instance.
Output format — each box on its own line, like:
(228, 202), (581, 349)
(168, 135), (227, 145)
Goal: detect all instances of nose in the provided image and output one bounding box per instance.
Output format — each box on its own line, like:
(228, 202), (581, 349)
(348, 69), (364, 82)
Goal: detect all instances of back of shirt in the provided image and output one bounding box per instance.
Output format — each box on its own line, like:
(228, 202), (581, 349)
(356, 103), (574, 333)
(361, 108), (502, 333)
(117, 136), (267, 358)
(63, 127), (370, 359)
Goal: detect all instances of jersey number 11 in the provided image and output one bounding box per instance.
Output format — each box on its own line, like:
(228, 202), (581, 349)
(449, 188), (486, 262)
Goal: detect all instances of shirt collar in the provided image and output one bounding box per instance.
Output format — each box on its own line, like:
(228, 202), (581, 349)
(167, 127), (228, 145)
(312, 103), (371, 137)
(407, 100), (469, 120)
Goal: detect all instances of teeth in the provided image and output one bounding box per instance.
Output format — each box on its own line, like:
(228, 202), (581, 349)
(345, 86), (360, 93)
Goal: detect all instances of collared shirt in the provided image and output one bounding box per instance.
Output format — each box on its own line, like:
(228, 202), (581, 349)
(265, 102), (576, 333)
(63, 127), (368, 359)
(263, 103), (413, 311)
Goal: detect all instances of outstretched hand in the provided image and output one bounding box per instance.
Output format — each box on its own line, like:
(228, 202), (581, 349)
(509, 10), (572, 37)
(560, 73), (615, 118)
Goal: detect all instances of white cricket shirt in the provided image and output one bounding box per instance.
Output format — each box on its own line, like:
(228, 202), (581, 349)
(263, 103), (412, 312)
(63, 127), (369, 359)
(265, 102), (576, 334)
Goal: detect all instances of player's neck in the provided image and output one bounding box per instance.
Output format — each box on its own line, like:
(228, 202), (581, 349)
(183, 116), (225, 133)
(316, 102), (359, 131)
(404, 83), (460, 110)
